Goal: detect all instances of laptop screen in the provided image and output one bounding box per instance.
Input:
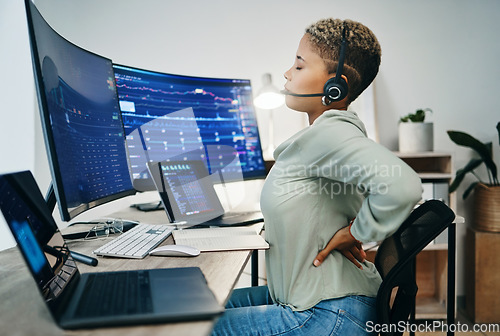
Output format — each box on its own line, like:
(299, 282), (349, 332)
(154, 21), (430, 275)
(0, 171), (78, 312)
(147, 161), (225, 225)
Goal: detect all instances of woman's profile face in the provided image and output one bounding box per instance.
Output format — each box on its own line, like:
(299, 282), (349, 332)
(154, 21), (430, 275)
(283, 34), (333, 114)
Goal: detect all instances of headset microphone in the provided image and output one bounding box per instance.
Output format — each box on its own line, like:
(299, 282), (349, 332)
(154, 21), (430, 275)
(282, 26), (349, 106)
(280, 90), (323, 97)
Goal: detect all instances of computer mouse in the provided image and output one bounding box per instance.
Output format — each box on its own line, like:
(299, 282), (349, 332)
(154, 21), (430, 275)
(149, 244), (201, 257)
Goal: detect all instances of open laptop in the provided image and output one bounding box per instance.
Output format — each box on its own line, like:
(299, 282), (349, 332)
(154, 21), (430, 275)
(0, 171), (224, 329)
(147, 160), (263, 227)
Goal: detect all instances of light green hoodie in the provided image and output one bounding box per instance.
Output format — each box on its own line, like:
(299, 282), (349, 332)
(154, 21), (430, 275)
(260, 109), (422, 311)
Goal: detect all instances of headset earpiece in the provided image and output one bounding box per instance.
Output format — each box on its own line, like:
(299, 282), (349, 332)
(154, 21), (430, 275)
(323, 76), (348, 102)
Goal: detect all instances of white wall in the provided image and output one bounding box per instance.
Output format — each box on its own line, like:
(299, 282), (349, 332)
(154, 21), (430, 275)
(1, 0), (500, 296)
(0, 0), (36, 249)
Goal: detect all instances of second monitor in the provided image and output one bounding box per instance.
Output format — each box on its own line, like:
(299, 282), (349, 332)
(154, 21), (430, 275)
(113, 65), (267, 191)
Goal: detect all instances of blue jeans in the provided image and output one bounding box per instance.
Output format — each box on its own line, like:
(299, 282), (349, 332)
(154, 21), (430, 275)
(211, 286), (377, 336)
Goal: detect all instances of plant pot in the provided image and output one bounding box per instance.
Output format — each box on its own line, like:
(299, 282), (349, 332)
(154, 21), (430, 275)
(398, 122), (434, 153)
(474, 183), (500, 232)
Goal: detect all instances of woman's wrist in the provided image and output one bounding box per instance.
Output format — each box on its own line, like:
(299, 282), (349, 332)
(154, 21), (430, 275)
(348, 218), (362, 244)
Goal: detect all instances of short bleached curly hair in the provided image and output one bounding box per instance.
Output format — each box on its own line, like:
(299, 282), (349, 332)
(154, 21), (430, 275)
(305, 18), (381, 104)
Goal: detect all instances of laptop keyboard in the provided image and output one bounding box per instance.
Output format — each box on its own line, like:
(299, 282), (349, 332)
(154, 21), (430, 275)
(93, 223), (173, 258)
(75, 271), (153, 317)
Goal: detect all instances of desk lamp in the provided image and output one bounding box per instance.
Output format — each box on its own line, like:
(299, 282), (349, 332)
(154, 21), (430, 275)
(253, 73), (285, 159)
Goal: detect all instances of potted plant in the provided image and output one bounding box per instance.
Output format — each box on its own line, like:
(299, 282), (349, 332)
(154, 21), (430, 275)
(448, 122), (500, 231)
(398, 108), (433, 153)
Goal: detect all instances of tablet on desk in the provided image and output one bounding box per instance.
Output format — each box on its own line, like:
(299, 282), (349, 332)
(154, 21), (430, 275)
(147, 160), (264, 227)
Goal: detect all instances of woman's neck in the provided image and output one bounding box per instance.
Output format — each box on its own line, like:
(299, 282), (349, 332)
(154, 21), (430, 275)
(307, 110), (324, 125)
(306, 103), (348, 125)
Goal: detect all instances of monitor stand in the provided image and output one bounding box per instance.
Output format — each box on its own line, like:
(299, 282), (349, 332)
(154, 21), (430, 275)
(130, 201), (164, 212)
(45, 182), (57, 215)
(45, 182), (98, 266)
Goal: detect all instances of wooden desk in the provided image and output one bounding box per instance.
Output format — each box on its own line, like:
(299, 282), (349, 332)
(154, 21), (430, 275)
(0, 206), (256, 336)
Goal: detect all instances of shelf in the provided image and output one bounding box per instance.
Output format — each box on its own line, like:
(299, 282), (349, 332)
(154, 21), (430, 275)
(363, 241), (448, 252)
(415, 297), (447, 319)
(366, 246), (448, 320)
(395, 151), (456, 212)
(393, 152), (456, 320)
(393, 151), (452, 158)
(423, 243), (448, 251)
(419, 172), (453, 179)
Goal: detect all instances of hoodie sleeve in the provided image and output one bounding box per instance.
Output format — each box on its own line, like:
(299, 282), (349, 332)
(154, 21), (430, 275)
(297, 115), (422, 243)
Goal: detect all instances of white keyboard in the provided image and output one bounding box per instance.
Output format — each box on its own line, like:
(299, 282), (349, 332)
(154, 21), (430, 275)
(93, 223), (174, 259)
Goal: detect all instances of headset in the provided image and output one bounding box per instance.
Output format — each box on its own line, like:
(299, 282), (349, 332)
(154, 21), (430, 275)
(282, 26), (348, 106)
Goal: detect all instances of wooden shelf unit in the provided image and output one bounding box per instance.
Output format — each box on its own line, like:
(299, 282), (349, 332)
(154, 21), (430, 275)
(397, 152), (455, 320)
(395, 151), (456, 212)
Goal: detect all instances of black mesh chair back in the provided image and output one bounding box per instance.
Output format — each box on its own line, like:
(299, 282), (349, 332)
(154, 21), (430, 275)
(374, 200), (455, 336)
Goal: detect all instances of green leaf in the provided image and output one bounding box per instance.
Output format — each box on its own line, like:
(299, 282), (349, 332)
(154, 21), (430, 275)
(400, 108), (432, 123)
(449, 158), (483, 192)
(449, 175), (464, 193)
(463, 181), (479, 200)
(497, 122), (500, 146)
(447, 130), (497, 182)
(486, 142), (493, 155)
(413, 110), (426, 122)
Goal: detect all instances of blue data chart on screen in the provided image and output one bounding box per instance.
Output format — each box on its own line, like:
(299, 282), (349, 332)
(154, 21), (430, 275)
(113, 65), (266, 187)
(43, 72), (132, 206)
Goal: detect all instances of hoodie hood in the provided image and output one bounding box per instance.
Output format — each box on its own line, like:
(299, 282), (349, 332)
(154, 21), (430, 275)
(313, 109), (368, 137)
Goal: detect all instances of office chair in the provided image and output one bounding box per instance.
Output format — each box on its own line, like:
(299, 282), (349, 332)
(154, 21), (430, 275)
(374, 200), (456, 336)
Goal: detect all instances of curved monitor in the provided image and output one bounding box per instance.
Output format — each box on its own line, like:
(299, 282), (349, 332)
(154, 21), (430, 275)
(25, 0), (135, 221)
(113, 64), (266, 191)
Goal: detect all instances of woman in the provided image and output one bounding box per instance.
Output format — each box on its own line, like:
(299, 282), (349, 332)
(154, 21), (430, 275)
(212, 18), (422, 336)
